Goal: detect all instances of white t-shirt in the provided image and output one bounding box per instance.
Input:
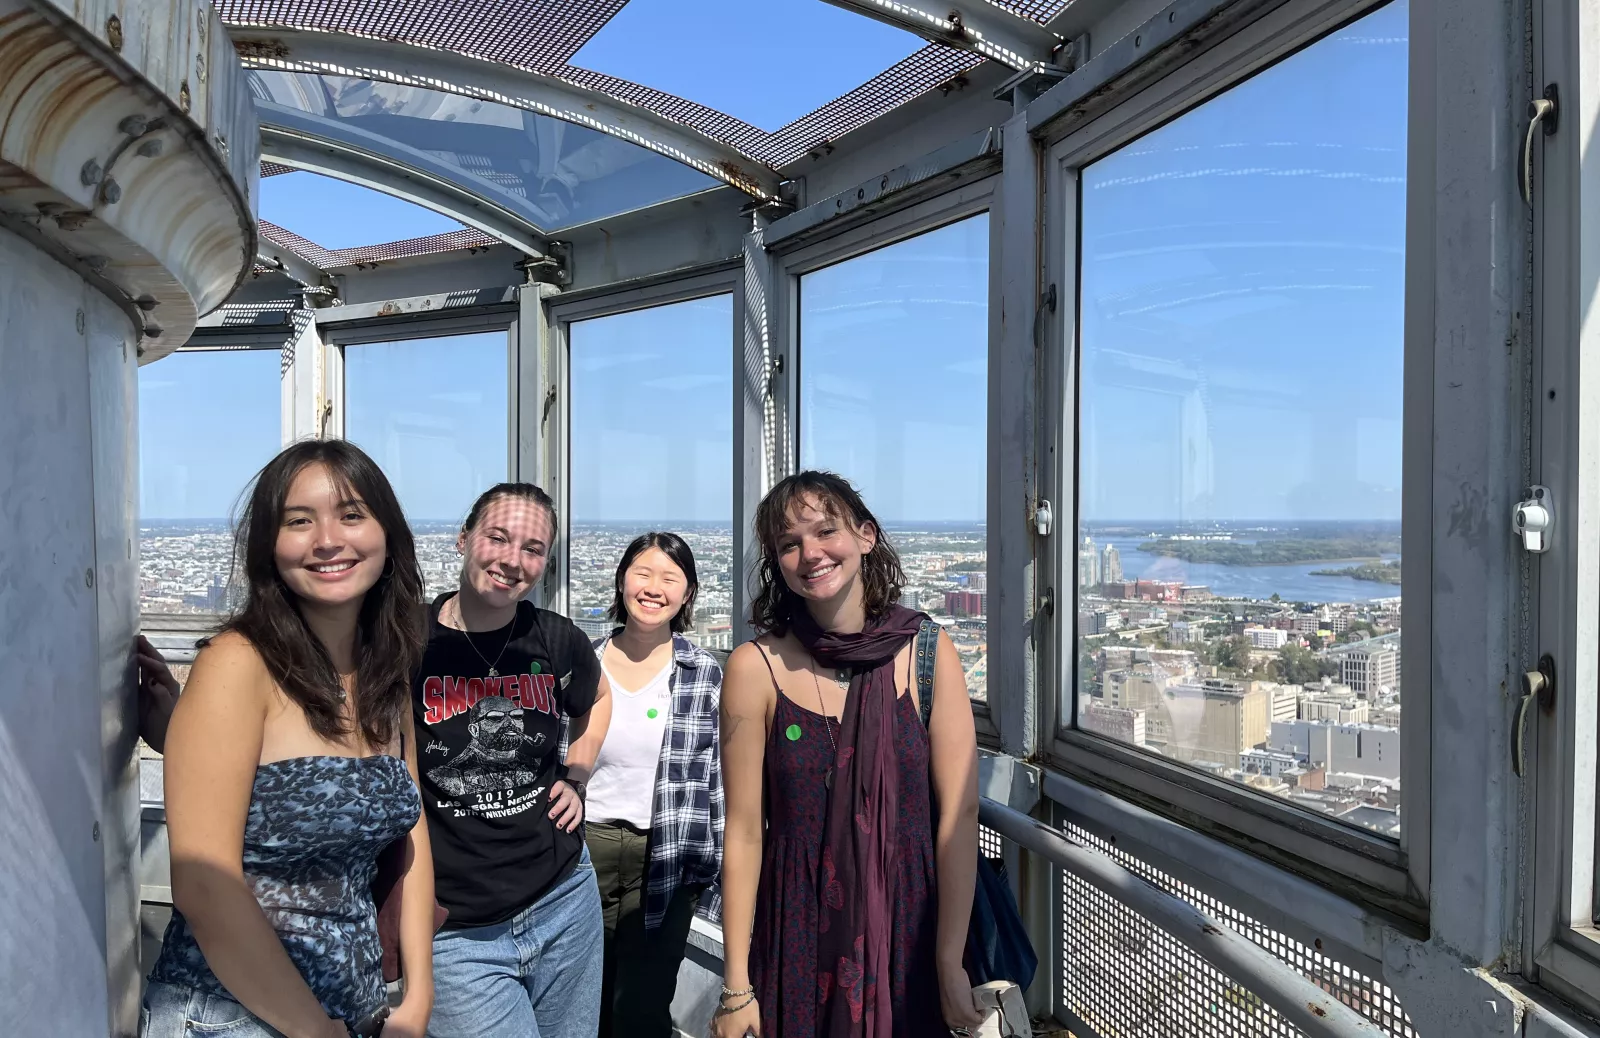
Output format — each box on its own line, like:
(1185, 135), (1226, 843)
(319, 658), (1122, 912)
(586, 653), (673, 829)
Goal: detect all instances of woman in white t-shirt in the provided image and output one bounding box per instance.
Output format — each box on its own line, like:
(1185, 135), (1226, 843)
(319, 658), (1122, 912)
(588, 532), (725, 1037)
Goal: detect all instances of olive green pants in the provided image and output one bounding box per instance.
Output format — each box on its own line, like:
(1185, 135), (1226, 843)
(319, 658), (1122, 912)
(586, 821), (700, 1038)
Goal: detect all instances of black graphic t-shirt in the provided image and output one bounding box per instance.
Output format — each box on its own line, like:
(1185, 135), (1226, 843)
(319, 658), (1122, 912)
(414, 592), (601, 928)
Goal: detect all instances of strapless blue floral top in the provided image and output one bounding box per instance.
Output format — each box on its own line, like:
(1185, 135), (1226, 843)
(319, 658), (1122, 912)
(149, 754), (419, 1026)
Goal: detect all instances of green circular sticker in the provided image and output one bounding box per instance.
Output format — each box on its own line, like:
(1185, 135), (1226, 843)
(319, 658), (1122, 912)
(785, 723), (803, 741)
(529, 660), (542, 675)
(647, 708), (659, 719)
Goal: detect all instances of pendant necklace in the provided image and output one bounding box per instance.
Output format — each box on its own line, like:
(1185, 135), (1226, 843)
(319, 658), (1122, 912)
(455, 597), (515, 678)
(809, 657), (839, 789)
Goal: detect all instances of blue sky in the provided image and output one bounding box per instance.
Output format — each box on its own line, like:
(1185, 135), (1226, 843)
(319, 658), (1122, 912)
(140, 0), (1408, 528)
(571, 0), (925, 132)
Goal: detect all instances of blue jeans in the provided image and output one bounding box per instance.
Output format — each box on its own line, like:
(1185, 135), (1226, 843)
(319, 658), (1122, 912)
(428, 846), (604, 1038)
(141, 982), (287, 1037)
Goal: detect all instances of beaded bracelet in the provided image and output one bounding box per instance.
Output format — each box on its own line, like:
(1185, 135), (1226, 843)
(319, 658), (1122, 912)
(715, 993), (756, 1015)
(721, 985), (755, 999)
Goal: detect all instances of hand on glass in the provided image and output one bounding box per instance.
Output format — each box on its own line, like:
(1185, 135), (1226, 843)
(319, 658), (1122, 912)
(135, 634), (181, 753)
(548, 780), (584, 832)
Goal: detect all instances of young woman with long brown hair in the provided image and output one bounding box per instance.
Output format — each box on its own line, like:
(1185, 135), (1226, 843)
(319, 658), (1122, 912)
(143, 439), (434, 1038)
(714, 470), (983, 1038)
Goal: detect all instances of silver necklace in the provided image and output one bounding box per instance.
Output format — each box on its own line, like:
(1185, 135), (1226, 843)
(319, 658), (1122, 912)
(454, 597), (515, 678)
(808, 658), (839, 790)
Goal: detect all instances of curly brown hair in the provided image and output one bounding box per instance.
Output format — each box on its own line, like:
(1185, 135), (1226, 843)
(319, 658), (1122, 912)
(748, 470), (905, 636)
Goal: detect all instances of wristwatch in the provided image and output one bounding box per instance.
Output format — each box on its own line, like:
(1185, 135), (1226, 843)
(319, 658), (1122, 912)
(555, 763), (587, 800)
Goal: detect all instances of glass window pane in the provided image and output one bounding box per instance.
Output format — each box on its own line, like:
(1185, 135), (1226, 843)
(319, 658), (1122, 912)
(261, 170), (467, 250)
(798, 215), (990, 702)
(138, 349), (283, 614)
(567, 295), (734, 648)
(249, 70), (718, 232)
(1074, 1), (1407, 838)
(345, 332), (510, 596)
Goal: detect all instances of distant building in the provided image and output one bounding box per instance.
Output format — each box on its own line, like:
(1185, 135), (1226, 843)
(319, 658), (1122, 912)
(1270, 719), (1400, 783)
(1241, 748), (1302, 780)
(1082, 702), (1146, 745)
(1302, 695), (1369, 724)
(1328, 637), (1401, 697)
(1104, 665), (1171, 712)
(574, 615), (614, 640)
(1168, 620), (1206, 646)
(1244, 626), (1289, 650)
(966, 572), (987, 593)
(900, 588), (923, 610)
(1078, 536), (1102, 588)
(1101, 543), (1123, 585)
(694, 614), (734, 651)
(945, 590), (986, 618)
(1161, 679), (1268, 770)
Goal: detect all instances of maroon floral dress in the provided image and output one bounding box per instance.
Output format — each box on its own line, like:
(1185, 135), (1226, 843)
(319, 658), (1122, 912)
(749, 691), (945, 1037)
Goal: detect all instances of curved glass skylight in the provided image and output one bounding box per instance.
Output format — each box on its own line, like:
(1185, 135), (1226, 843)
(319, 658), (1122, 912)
(261, 170), (467, 251)
(248, 70), (719, 232)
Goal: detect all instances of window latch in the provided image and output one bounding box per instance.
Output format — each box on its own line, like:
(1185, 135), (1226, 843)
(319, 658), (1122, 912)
(1513, 654), (1555, 777)
(1521, 83), (1559, 206)
(1514, 485), (1553, 553)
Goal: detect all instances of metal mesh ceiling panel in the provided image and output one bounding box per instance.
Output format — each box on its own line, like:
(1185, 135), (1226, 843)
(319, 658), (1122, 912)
(219, 1), (1045, 170)
(260, 160), (295, 177)
(1056, 818), (1416, 1038)
(993, 0), (1075, 21)
(218, 0), (627, 71)
(260, 219), (499, 267)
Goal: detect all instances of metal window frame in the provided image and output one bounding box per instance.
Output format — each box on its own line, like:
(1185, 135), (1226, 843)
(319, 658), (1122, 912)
(771, 178), (1002, 735)
(1528, 0), (1600, 1016)
(544, 267), (745, 622)
(317, 305), (520, 503)
(1033, 0), (1429, 923)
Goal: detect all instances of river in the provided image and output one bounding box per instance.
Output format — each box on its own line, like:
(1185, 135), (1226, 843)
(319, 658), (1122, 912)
(1091, 536), (1401, 604)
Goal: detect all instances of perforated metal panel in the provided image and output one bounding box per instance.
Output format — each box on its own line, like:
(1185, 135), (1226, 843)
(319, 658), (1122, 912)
(259, 220), (499, 266)
(219, 0), (625, 71)
(980, 824), (1005, 861)
(260, 160), (294, 177)
(1057, 820), (1415, 1038)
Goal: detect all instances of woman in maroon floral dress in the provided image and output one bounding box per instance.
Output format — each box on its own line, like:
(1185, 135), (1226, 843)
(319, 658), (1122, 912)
(713, 471), (983, 1038)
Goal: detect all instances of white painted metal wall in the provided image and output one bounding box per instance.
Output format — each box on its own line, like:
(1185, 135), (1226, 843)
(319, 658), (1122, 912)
(0, 224), (140, 1036)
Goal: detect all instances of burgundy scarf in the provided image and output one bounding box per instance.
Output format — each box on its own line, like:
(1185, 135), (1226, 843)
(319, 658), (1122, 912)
(791, 604), (927, 1038)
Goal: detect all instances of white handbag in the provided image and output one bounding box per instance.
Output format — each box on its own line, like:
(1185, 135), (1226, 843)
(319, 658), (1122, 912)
(971, 980), (1030, 1037)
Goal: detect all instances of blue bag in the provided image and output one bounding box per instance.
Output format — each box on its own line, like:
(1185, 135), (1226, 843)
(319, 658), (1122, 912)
(913, 621), (1039, 991)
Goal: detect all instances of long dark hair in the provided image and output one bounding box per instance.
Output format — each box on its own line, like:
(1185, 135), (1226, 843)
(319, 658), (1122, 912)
(749, 470), (905, 636)
(222, 439), (425, 747)
(607, 532), (700, 634)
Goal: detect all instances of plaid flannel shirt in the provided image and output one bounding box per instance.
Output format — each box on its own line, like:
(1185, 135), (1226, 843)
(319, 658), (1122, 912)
(591, 632), (725, 929)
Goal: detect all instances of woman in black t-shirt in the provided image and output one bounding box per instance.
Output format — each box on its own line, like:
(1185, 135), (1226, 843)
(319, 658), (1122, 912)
(136, 479), (614, 1035)
(417, 482), (613, 1038)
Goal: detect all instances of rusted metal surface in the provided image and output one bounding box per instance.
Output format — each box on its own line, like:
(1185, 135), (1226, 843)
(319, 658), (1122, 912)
(0, 0), (257, 358)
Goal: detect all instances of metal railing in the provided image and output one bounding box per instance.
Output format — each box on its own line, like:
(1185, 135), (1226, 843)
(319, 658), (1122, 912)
(978, 798), (1388, 1038)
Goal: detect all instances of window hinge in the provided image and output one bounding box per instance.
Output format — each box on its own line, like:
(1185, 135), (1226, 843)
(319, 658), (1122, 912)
(541, 384), (557, 427)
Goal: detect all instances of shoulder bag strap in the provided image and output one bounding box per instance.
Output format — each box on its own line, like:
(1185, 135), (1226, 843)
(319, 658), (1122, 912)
(915, 618), (938, 730)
